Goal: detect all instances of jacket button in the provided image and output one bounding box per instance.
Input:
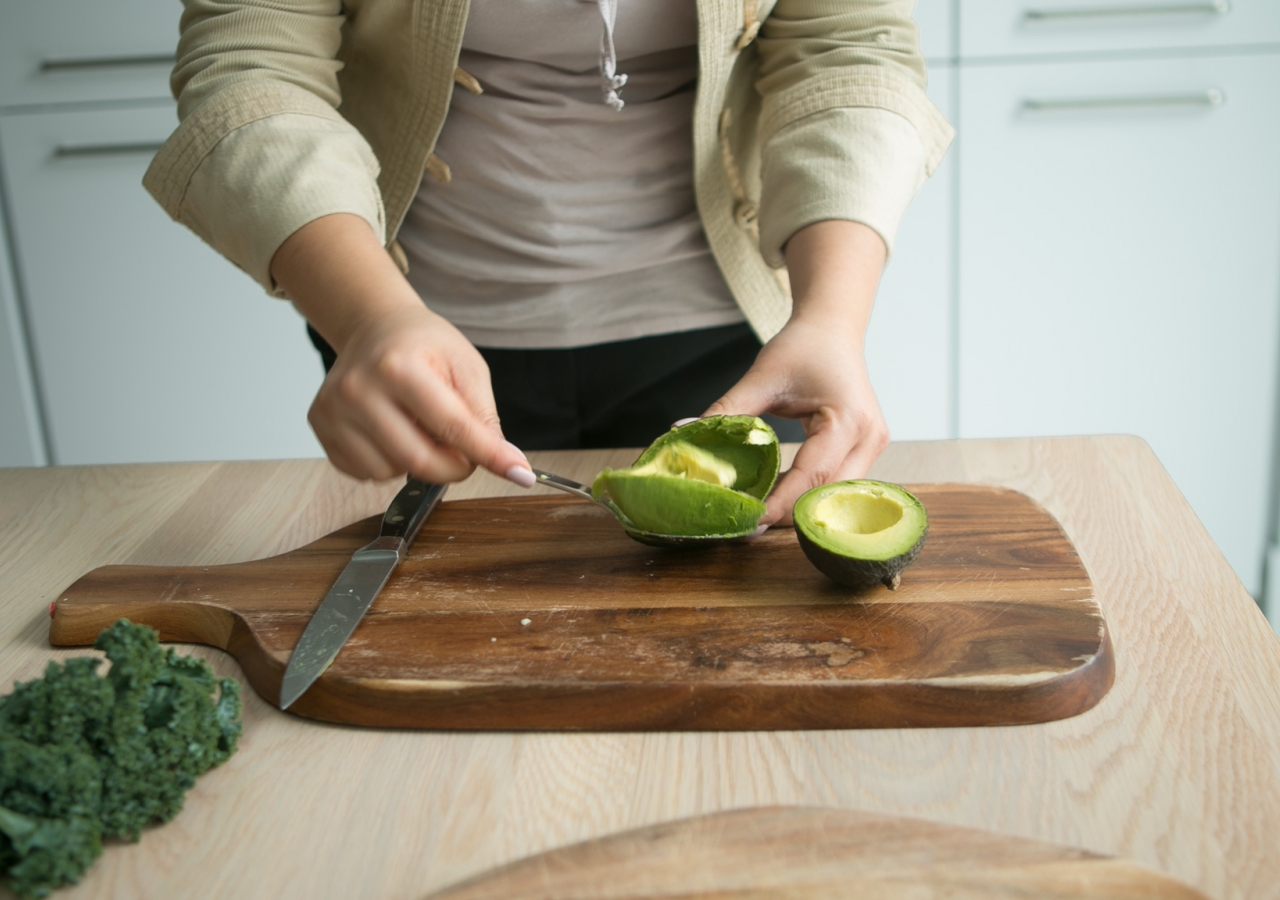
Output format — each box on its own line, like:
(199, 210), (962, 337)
(453, 67), (484, 95)
(424, 153), (452, 184)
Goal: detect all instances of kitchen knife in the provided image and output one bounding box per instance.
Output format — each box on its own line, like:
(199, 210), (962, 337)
(279, 478), (446, 709)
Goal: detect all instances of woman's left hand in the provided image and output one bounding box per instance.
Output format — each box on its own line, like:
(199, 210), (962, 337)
(701, 219), (890, 526)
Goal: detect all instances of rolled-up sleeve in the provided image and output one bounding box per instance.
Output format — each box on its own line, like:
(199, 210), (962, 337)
(143, 0), (385, 294)
(753, 0), (954, 267)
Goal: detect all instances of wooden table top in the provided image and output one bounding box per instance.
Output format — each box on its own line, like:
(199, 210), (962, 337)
(1, 436), (1278, 900)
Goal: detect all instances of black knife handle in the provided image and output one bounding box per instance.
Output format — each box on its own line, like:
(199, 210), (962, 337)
(380, 479), (447, 544)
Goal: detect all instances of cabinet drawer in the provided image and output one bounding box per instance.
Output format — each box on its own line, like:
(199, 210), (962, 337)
(957, 53), (1280, 595)
(960, 0), (1280, 59)
(0, 105), (324, 465)
(0, 0), (178, 107)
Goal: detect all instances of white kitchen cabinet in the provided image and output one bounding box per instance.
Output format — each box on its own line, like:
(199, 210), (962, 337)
(0, 208), (46, 466)
(957, 52), (1280, 596)
(961, 0), (1280, 59)
(1267, 545), (1280, 633)
(0, 103), (325, 466)
(865, 65), (955, 443)
(0, 0), (177, 108)
(915, 0), (956, 61)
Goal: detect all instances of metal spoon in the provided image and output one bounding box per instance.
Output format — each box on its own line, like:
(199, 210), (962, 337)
(531, 469), (761, 548)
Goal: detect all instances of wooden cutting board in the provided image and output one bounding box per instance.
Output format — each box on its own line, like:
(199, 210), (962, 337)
(425, 807), (1206, 899)
(50, 484), (1113, 730)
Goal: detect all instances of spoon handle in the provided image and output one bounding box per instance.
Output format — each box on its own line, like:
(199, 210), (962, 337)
(531, 469), (594, 501)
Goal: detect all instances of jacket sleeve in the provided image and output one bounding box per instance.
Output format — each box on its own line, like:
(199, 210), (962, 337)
(752, 0), (954, 267)
(143, 0), (386, 295)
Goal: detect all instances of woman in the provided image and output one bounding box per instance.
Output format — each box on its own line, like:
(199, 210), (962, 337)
(145, 0), (952, 526)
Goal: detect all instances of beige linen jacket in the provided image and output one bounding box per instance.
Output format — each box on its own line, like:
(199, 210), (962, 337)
(144, 0), (953, 341)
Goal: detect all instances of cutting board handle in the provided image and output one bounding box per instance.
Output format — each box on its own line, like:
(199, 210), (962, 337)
(51, 515), (381, 698)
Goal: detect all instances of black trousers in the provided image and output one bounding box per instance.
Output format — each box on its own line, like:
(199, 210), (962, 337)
(307, 322), (805, 450)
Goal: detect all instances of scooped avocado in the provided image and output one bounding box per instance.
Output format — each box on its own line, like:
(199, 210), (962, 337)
(793, 480), (928, 590)
(592, 415), (780, 538)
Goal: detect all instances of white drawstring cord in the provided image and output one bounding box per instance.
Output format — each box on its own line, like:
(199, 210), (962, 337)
(597, 0), (627, 111)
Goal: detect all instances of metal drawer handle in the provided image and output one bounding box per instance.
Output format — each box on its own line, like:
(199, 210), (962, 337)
(1024, 1), (1229, 22)
(1022, 88), (1225, 112)
(53, 141), (166, 159)
(40, 54), (175, 73)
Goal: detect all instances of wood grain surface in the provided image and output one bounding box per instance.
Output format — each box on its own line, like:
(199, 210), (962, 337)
(427, 806), (1208, 899)
(49, 485), (1111, 730)
(1, 438), (1278, 900)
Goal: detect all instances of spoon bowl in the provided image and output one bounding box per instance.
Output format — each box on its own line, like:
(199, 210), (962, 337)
(532, 469), (761, 548)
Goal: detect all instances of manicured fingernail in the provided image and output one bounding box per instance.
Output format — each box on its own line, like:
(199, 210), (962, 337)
(672, 417), (699, 428)
(751, 523), (770, 537)
(505, 465), (536, 488)
(503, 440), (529, 462)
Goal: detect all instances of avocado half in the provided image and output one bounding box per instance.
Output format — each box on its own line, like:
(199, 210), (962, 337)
(592, 415), (780, 538)
(793, 480), (928, 590)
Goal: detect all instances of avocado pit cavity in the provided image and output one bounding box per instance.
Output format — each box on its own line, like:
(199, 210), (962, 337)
(627, 442), (737, 489)
(809, 491), (904, 536)
(794, 480), (929, 590)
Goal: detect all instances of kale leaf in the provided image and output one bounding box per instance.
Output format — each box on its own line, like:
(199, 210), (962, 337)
(0, 620), (242, 898)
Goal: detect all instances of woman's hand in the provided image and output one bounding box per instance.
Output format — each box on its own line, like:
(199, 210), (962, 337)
(271, 214), (534, 487)
(702, 220), (889, 525)
(310, 301), (531, 485)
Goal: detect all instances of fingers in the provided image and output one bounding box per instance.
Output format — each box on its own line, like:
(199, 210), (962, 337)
(309, 381), (476, 484)
(700, 363), (777, 420)
(761, 409), (889, 527)
(448, 351), (505, 436)
(676, 358), (775, 429)
(321, 425), (471, 485)
(376, 350), (530, 483)
(309, 330), (533, 487)
(443, 354), (537, 487)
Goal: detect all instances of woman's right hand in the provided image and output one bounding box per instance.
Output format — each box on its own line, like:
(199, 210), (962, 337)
(270, 214), (534, 487)
(311, 300), (535, 485)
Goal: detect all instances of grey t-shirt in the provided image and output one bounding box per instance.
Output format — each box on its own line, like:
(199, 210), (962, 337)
(397, 0), (745, 349)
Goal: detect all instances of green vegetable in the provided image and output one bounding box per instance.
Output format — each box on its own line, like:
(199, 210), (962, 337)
(793, 480), (929, 590)
(0, 620), (242, 899)
(591, 415), (781, 538)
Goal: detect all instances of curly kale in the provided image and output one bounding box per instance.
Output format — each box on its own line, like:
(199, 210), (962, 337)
(0, 620), (242, 898)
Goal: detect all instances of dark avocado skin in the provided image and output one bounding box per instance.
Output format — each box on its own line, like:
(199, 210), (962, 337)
(795, 525), (929, 590)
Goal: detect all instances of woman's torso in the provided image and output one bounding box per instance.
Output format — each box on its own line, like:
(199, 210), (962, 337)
(397, 0), (744, 349)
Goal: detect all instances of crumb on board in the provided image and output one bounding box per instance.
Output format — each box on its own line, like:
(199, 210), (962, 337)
(521, 618), (532, 626)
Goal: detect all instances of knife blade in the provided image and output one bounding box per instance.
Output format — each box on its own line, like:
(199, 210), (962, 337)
(279, 478), (446, 709)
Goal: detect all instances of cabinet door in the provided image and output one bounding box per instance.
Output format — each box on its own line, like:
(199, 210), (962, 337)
(915, 0), (955, 61)
(865, 66), (955, 442)
(958, 53), (1280, 596)
(0, 209), (46, 466)
(961, 0), (1280, 59)
(0, 0), (177, 107)
(0, 105), (325, 465)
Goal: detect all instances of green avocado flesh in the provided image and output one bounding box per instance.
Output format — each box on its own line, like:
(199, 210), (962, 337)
(794, 480), (928, 589)
(592, 415), (780, 537)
